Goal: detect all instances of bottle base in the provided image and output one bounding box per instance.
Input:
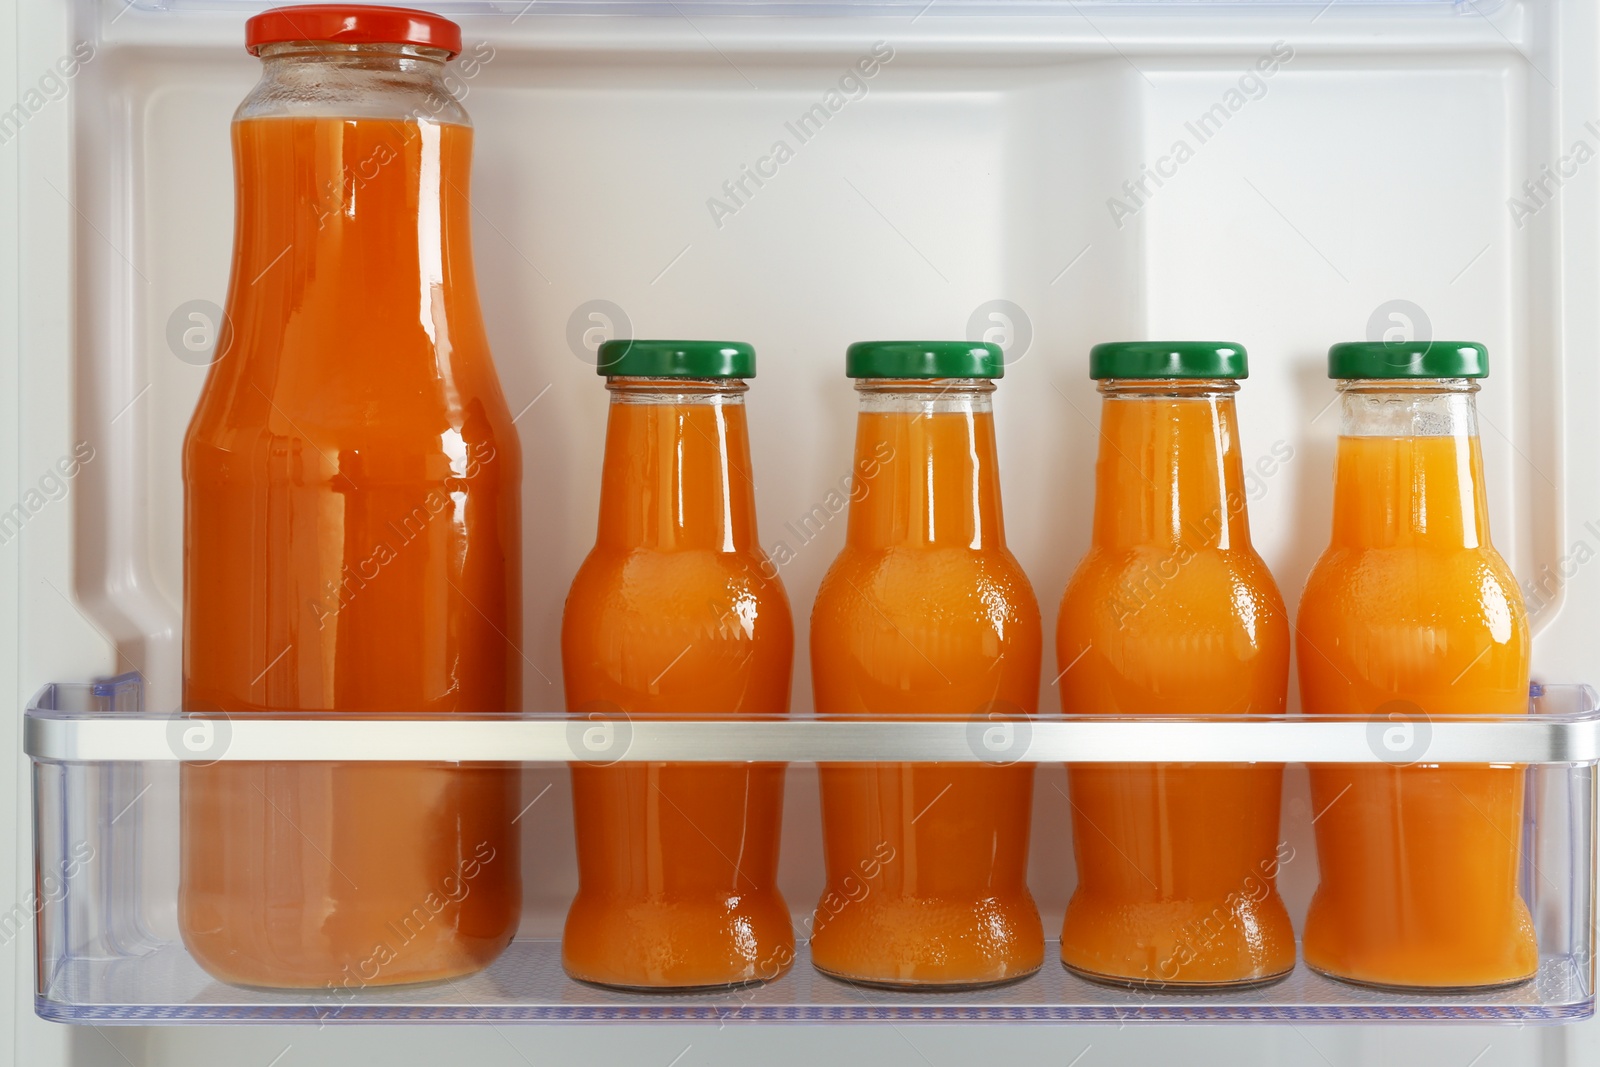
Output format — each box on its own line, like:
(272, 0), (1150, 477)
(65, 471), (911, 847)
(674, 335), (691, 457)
(561, 892), (795, 992)
(565, 965), (792, 995)
(812, 962), (1043, 992)
(1304, 962), (1538, 995)
(806, 891), (1045, 990)
(1062, 960), (1294, 994)
(181, 922), (517, 991)
(187, 947), (511, 992)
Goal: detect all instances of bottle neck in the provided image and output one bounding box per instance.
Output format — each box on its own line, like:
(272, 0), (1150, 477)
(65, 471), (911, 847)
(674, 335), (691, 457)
(244, 43), (467, 125)
(1330, 378), (1490, 549)
(1091, 379), (1251, 552)
(845, 379), (1006, 551)
(596, 379), (758, 552)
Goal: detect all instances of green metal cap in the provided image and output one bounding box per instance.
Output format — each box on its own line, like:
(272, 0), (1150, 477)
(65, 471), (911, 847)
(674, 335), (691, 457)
(596, 339), (755, 378)
(1089, 341), (1248, 380)
(845, 341), (1005, 380)
(1327, 341), (1489, 379)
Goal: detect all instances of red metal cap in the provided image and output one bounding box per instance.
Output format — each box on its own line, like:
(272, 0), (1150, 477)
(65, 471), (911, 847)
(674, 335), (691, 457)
(245, 5), (462, 59)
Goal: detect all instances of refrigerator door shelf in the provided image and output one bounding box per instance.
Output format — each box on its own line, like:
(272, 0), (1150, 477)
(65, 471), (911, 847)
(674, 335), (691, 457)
(27, 678), (1598, 1024)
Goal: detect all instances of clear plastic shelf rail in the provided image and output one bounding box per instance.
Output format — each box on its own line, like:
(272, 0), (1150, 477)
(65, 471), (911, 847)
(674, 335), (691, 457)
(24, 678), (1599, 1024)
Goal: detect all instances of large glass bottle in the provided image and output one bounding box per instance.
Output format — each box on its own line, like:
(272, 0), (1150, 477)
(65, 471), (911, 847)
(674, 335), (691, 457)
(810, 341), (1043, 989)
(1297, 341), (1536, 990)
(1056, 343), (1294, 988)
(180, 7), (521, 988)
(561, 340), (795, 990)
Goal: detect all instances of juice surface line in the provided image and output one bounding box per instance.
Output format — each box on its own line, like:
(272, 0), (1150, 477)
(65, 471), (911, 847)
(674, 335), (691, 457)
(1055, 342), (1295, 988)
(809, 341), (1043, 989)
(1296, 341), (1535, 990)
(181, 10), (522, 988)
(561, 340), (795, 990)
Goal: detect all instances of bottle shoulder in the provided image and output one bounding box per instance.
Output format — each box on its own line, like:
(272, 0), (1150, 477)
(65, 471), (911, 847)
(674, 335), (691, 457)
(1301, 540), (1521, 591)
(1298, 543), (1527, 629)
(1062, 544), (1286, 604)
(1294, 544), (1530, 712)
(815, 545), (1039, 610)
(184, 398), (521, 489)
(810, 545), (1042, 674)
(1057, 544), (1289, 648)
(566, 547), (792, 621)
(186, 317), (514, 433)
(189, 342), (510, 436)
(561, 548), (796, 705)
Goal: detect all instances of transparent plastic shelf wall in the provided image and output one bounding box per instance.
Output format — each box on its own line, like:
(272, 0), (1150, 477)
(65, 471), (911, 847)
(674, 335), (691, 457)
(25, 677), (1600, 1024)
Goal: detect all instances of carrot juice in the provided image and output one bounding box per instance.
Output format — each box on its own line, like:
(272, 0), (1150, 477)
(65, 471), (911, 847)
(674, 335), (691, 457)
(809, 342), (1043, 989)
(1056, 344), (1293, 988)
(181, 12), (520, 990)
(1297, 342), (1535, 990)
(561, 341), (795, 990)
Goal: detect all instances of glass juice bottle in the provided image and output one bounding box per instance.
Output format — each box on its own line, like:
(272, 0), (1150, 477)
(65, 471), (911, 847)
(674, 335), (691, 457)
(1297, 341), (1536, 990)
(810, 341), (1043, 988)
(181, 6), (521, 988)
(561, 340), (795, 990)
(1056, 343), (1295, 988)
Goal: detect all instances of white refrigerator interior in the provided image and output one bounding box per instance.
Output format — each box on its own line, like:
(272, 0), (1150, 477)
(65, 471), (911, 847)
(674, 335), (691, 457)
(5, 0), (1600, 1063)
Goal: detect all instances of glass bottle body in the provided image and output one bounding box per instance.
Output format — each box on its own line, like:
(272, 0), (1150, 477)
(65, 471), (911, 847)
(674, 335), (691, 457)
(1297, 379), (1535, 990)
(810, 379), (1043, 989)
(561, 378), (795, 990)
(1057, 379), (1294, 988)
(180, 42), (522, 988)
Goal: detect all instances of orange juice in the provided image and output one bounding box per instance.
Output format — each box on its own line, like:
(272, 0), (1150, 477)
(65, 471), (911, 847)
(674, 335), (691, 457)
(561, 345), (794, 990)
(181, 21), (521, 990)
(1056, 344), (1293, 988)
(1297, 347), (1534, 989)
(810, 342), (1043, 988)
